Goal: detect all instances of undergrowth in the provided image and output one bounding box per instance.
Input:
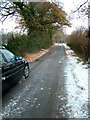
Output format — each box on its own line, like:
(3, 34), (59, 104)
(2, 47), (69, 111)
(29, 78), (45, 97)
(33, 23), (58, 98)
(4, 32), (53, 56)
(67, 28), (89, 62)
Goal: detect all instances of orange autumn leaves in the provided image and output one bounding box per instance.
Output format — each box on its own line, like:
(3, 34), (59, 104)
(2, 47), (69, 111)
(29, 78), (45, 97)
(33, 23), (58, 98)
(16, 2), (70, 34)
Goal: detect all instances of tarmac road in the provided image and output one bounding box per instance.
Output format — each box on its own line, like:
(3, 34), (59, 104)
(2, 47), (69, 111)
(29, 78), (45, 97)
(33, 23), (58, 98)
(2, 45), (72, 118)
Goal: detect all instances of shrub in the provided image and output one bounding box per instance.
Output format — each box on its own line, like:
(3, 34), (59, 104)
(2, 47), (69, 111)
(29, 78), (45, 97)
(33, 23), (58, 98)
(67, 28), (88, 61)
(6, 32), (53, 56)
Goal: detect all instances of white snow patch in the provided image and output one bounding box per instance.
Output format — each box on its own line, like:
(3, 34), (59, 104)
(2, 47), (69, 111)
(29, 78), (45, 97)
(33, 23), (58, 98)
(63, 43), (88, 118)
(40, 88), (44, 90)
(59, 61), (62, 64)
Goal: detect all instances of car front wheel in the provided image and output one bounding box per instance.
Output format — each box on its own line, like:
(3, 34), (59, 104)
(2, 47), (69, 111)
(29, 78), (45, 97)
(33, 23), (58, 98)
(24, 65), (29, 78)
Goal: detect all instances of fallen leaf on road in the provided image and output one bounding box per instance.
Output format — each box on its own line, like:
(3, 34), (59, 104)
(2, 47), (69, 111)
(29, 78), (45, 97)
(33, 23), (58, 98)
(61, 97), (66, 100)
(63, 114), (65, 117)
(35, 106), (39, 109)
(18, 111), (22, 113)
(56, 115), (59, 118)
(49, 88), (52, 90)
(70, 108), (72, 112)
(56, 112), (59, 115)
(34, 98), (37, 100)
(64, 97), (67, 100)
(7, 112), (10, 115)
(54, 91), (57, 95)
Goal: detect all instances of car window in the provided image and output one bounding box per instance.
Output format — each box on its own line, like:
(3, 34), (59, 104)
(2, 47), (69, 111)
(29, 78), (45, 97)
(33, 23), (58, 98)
(1, 49), (15, 62)
(0, 53), (6, 64)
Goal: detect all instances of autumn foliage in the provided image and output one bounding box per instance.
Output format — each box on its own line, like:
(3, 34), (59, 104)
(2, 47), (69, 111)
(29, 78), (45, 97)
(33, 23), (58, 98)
(67, 28), (88, 61)
(1, 2), (70, 55)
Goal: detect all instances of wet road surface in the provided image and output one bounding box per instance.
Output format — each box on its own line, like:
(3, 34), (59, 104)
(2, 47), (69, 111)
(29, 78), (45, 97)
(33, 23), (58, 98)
(2, 45), (89, 119)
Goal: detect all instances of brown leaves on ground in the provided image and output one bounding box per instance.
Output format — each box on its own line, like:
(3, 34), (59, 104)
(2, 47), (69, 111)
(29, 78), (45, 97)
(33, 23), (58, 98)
(63, 114), (65, 117)
(6, 112), (10, 115)
(49, 88), (52, 90)
(54, 91), (57, 95)
(35, 106), (39, 109)
(56, 112), (59, 115)
(23, 47), (54, 63)
(35, 104), (40, 109)
(56, 115), (59, 118)
(61, 97), (67, 100)
(70, 108), (72, 112)
(18, 111), (22, 113)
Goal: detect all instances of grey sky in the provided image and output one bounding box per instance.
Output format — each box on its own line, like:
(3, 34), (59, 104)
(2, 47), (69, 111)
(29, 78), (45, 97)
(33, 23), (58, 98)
(60, 0), (88, 34)
(0, 0), (88, 35)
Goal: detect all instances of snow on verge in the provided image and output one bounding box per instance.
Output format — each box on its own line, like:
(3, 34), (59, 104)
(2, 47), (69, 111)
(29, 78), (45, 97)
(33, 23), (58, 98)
(63, 43), (88, 118)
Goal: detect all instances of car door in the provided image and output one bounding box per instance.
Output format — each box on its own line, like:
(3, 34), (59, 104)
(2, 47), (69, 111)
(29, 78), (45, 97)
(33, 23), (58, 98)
(1, 49), (22, 86)
(12, 58), (24, 81)
(2, 61), (14, 89)
(1, 51), (14, 91)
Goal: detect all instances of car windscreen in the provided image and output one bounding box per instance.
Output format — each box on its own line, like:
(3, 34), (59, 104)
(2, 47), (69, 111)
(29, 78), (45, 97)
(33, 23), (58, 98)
(1, 49), (15, 62)
(0, 52), (6, 65)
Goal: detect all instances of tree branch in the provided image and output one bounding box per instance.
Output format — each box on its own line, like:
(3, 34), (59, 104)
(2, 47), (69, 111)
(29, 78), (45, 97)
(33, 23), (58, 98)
(73, 0), (88, 13)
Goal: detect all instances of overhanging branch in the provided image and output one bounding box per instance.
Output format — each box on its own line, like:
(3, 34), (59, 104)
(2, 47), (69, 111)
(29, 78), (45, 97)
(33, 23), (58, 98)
(73, 0), (88, 13)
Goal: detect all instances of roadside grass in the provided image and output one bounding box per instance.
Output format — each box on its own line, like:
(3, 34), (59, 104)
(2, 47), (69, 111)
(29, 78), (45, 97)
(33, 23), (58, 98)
(67, 28), (89, 62)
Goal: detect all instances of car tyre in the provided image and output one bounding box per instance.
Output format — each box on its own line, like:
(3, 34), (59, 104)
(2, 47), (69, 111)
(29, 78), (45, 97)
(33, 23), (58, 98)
(24, 65), (29, 78)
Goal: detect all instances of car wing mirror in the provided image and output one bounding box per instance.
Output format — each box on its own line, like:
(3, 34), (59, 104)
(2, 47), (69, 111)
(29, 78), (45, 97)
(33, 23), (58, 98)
(10, 58), (16, 63)
(18, 57), (22, 60)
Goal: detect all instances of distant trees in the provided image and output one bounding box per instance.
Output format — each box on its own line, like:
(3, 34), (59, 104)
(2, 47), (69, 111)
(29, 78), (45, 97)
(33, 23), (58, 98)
(52, 29), (65, 43)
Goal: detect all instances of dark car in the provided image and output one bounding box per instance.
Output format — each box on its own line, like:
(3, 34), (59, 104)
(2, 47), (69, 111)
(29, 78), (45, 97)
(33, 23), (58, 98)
(0, 47), (30, 93)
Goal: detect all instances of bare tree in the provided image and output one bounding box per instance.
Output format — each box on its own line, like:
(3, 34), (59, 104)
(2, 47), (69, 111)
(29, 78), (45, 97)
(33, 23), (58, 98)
(73, 0), (88, 13)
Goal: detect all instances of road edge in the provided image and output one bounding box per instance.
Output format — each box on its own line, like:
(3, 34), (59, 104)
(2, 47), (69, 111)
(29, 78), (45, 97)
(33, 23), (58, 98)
(27, 46), (55, 63)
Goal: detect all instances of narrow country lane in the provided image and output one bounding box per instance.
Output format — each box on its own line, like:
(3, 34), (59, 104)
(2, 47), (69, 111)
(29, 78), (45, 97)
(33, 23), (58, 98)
(2, 44), (88, 119)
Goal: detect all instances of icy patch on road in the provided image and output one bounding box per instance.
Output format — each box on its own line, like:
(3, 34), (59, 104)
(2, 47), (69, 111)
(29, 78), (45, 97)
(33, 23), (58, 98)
(63, 43), (88, 118)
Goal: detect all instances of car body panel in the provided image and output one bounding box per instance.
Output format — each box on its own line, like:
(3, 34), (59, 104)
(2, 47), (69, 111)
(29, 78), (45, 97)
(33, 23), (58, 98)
(0, 48), (29, 93)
